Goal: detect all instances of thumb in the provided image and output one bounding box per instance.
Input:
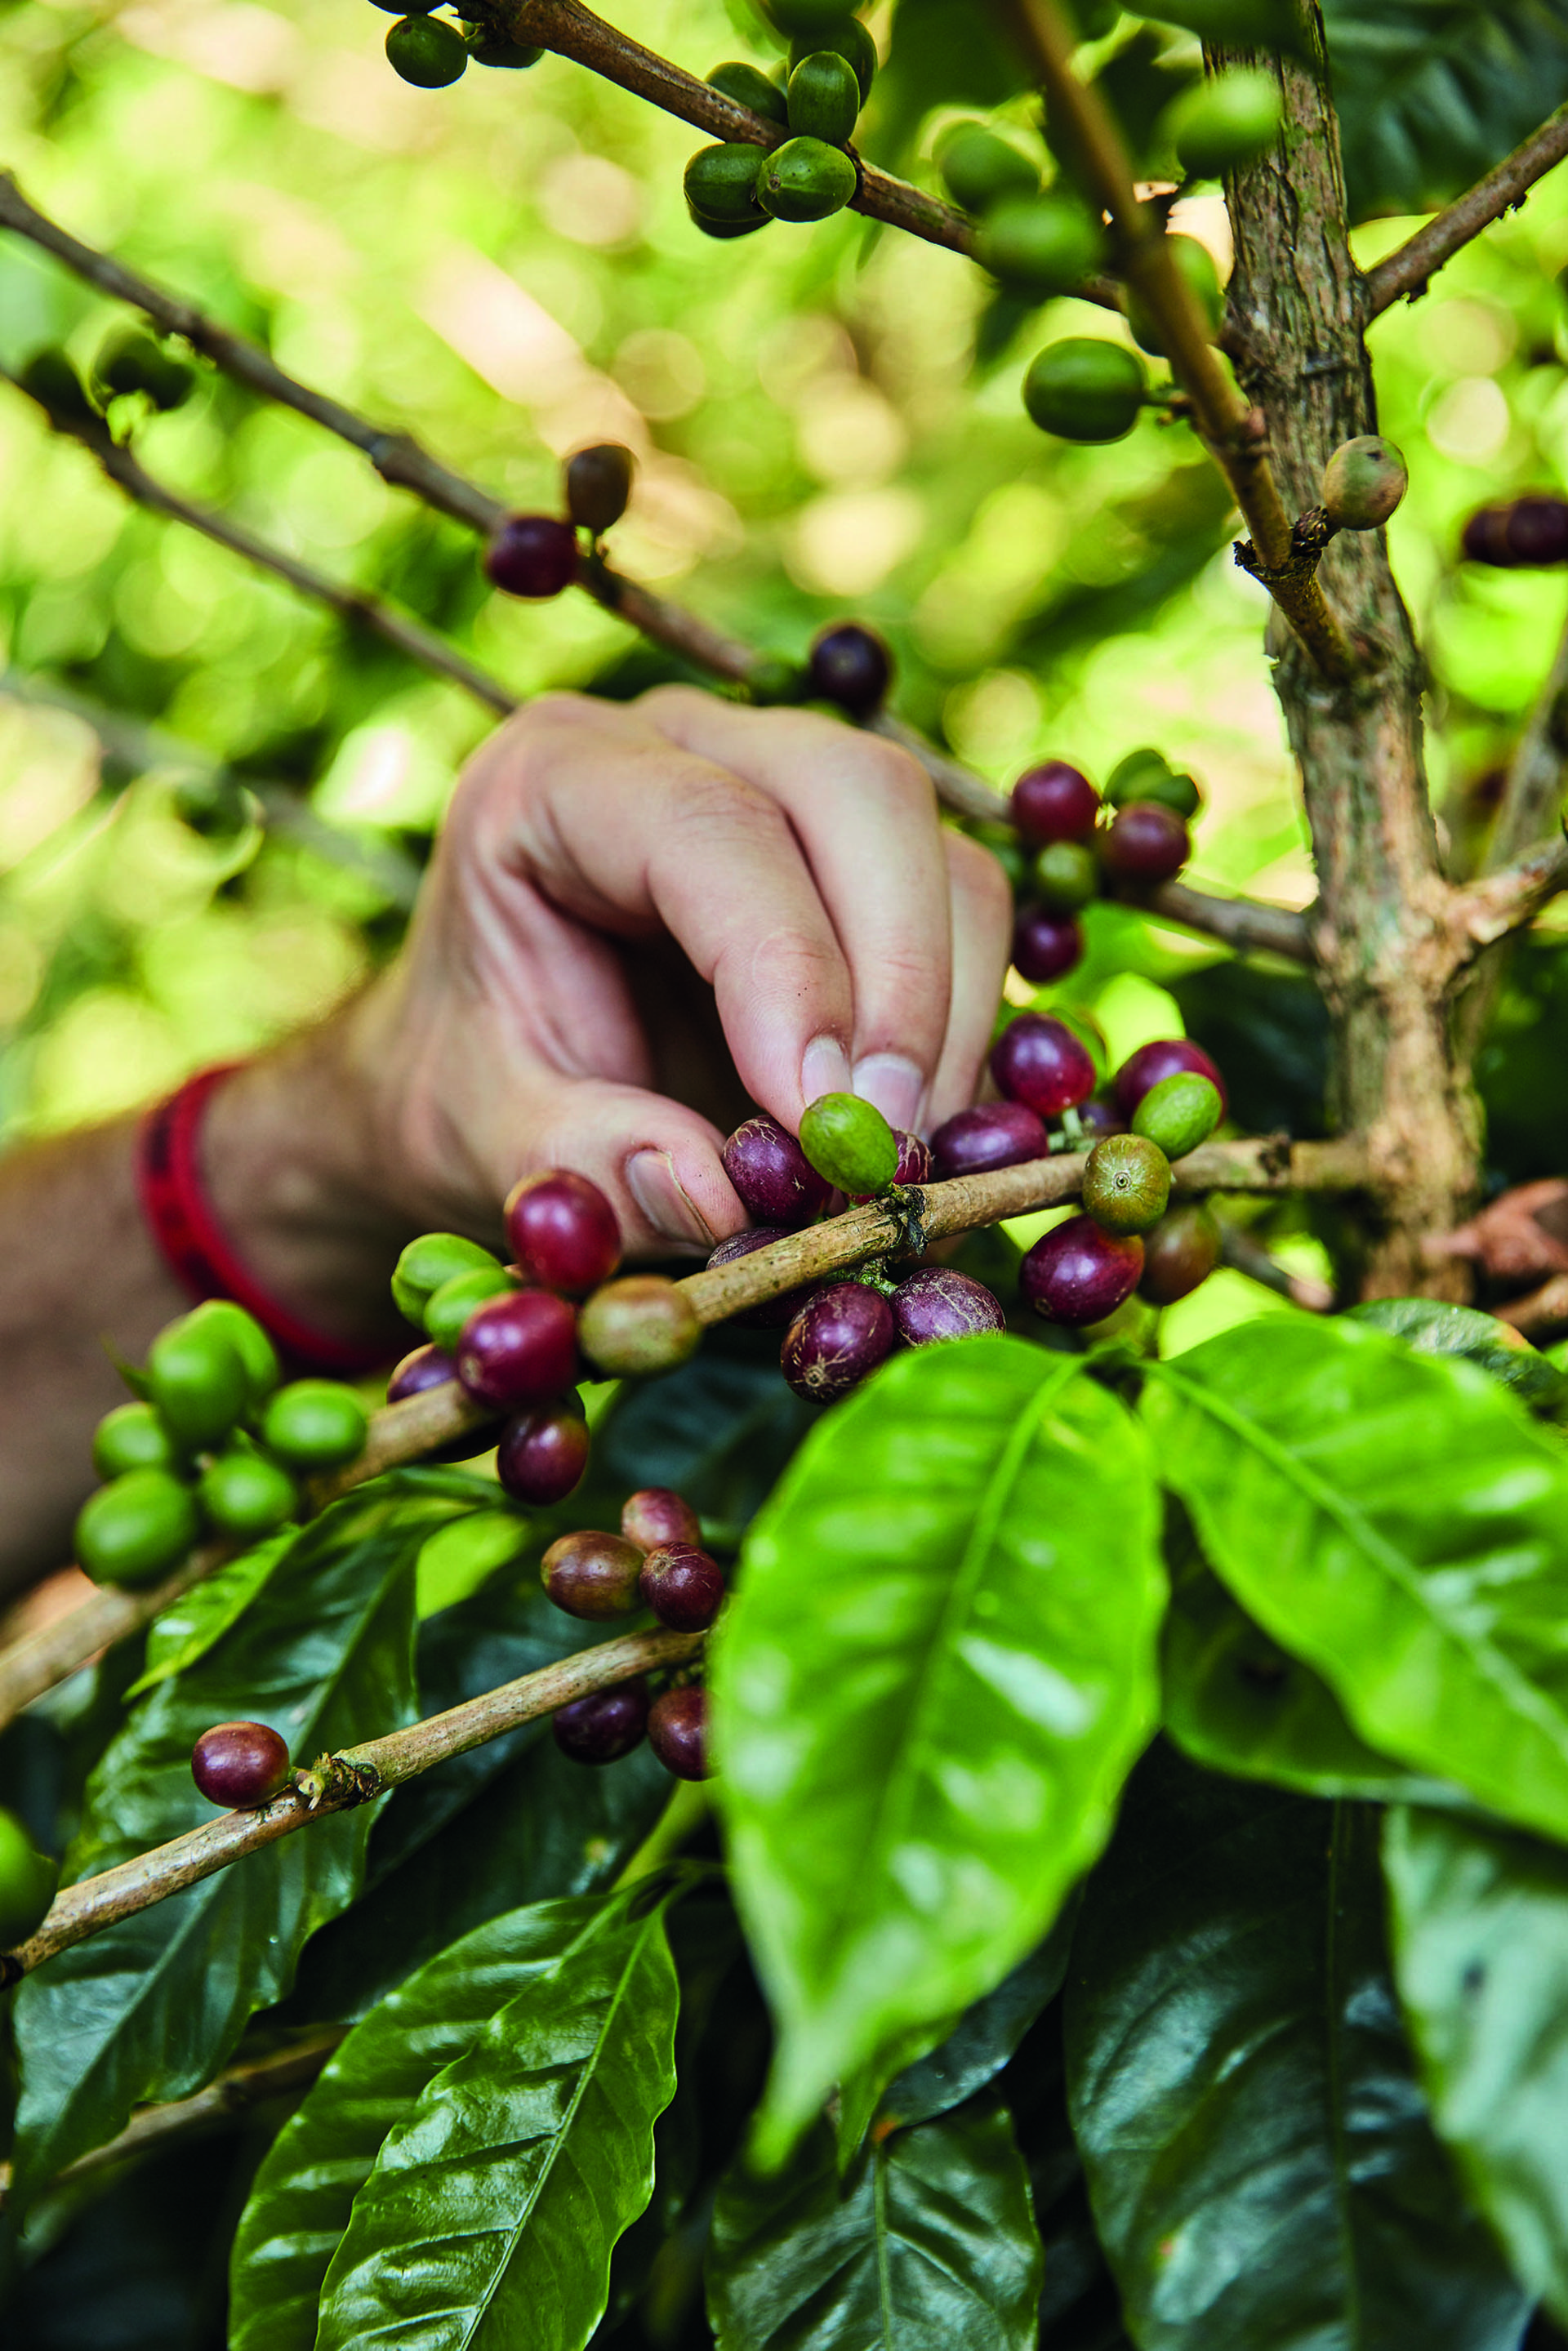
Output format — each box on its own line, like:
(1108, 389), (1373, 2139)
(514, 1080), (747, 1263)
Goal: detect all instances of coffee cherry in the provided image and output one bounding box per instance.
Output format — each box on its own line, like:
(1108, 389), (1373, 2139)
(722, 1114), (832, 1227)
(1132, 1071), (1223, 1158)
(76, 1469), (198, 1587)
(991, 1013), (1096, 1119)
(689, 208), (772, 243)
(147, 1316), (248, 1450)
(190, 1721), (291, 1809)
(706, 60), (791, 124)
(92, 323), (194, 412)
(1165, 67), (1282, 180)
(1021, 1215), (1144, 1325)
(485, 514), (580, 599)
(1139, 1200), (1223, 1305)
(554, 1681), (649, 1765)
(930, 1101), (1049, 1179)
(0, 1808), (56, 1947)
(1321, 435), (1408, 532)
(706, 1228), (817, 1328)
(979, 193), (1104, 299)
(564, 443), (635, 533)
(1011, 761), (1099, 844)
(891, 1130), (932, 1184)
(504, 1169), (621, 1295)
(198, 1446), (298, 1540)
(788, 51), (861, 144)
(425, 1266), (518, 1351)
(1101, 800), (1189, 885)
(497, 1398), (590, 1505)
(648, 1685), (711, 1780)
(385, 12), (468, 85)
(781, 1281), (895, 1403)
(1033, 839), (1099, 911)
(1113, 1037), (1227, 1121)
(262, 1381), (369, 1470)
(1024, 340), (1147, 443)
(185, 1301), (280, 1410)
(541, 1529), (645, 1619)
(684, 142), (767, 223)
(387, 1342), (499, 1461)
(1079, 1095), (1127, 1140)
(1128, 236), (1223, 357)
(581, 1276), (703, 1375)
(392, 1231), (505, 1326)
(1462, 497), (1568, 568)
(757, 136), (858, 221)
(799, 1091), (899, 1195)
(790, 20), (875, 103)
(92, 1401), (177, 1481)
(1107, 751), (1201, 818)
(17, 349), (98, 425)
(640, 1542), (725, 1632)
(1013, 906), (1084, 985)
(467, 29), (542, 65)
(1082, 1134), (1171, 1236)
(937, 121), (1039, 212)
(457, 1289), (579, 1411)
(622, 1487), (703, 1552)
(806, 621), (892, 715)
(892, 1267), (1006, 1346)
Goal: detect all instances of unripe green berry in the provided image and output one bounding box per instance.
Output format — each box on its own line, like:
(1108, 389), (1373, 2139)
(148, 1316), (248, 1450)
(1164, 68), (1283, 180)
(77, 1469), (200, 1587)
(756, 136), (858, 222)
(1033, 839), (1100, 913)
(385, 13), (467, 86)
(261, 1381), (369, 1471)
(92, 324), (194, 412)
(937, 122), (1038, 214)
(392, 1231), (504, 1326)
(466, 28), (541, 66)
(1321, 435), (1408, 532)
(185, 1300), (280, 1411)
(689, 208), (772, 241)
(0, 1807), (57, 1948)
(684, 142), (766, 224)
(198, 1446), (299, 1540)
(1023, 340), (1146, 443)
(706, 61), (791, 124)
(1128, 235), (1223, 358)
(787, 51), (861, 145)
(799, 1092), (899, 1195)
(93, 1401), (178, 1481)
(425, 1265), (517, 1351)
(1131, 1071), (1223, 1158)
(578, 1276), (702, 1376)
(1082, 1133), (1172, 1236)
(1106, 749), (1173, 804)
(789, 20), (875, 104)
(978, 194), (1104, 299)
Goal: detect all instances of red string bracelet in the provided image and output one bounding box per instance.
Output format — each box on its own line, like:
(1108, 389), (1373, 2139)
(136, 1064), (391, 1378)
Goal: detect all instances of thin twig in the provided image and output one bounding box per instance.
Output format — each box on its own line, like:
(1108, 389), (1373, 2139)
(1218, 1222), (1334, 1310)
(1450, 831), (1568, 956)
(1365, 105), (1568, 318)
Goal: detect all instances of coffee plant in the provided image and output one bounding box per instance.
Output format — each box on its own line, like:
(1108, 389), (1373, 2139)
(3, 0), (1568, 2343)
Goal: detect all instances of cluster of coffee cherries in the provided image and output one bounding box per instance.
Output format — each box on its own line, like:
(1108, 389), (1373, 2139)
(481, 442), (635, 603)
(74, 1303), (370, 1589)
(684, 11), (872, 240)
(543, 1485), (715, 1779)
(370, 0), (541, 91)
(1002, 750), (1200, 987)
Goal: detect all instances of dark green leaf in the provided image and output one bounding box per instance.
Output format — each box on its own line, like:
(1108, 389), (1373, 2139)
(1065, 1750), (1529, 2350)
(716, 1337), (1165, 2163)
(875, 1897), (1080, 2136)
(1348, 1297), (1568, 1421)
(1003, 2001), (1131, 2351)
(706, 2096), (1042, 2351)
(126, 1531), (291, 1695)
(1385, 1805), (1568, 2322)
(594, 1339), (814, 1543)
(314, 1883), (683, 2351)
(866, 0), (1031, 168)
(1146, 1318), (1568, 1841)
(1170, 962), (1329, 1142)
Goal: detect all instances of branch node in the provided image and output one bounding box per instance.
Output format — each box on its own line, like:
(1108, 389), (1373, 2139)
(293, 1753), (383, 1812)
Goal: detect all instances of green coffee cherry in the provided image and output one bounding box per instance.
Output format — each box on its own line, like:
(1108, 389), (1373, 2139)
(689, 208), (772, 242)
(77, 1469), (201, 1587)
(787, 51), (861, 145)
(1106, 752), (1201, 818)
(789, 20), (875, 104)
(937, 123), (1038, 214)
(577, 1275), (702, 1375)
(1141, 769), (1201, 818)
(261, 1381), (369, 1471)
(1321, 435), (1408, 532)
(706, 61), (791, 125)
(425, 1265), (516, 1350)
(1034, 839), (1100, 912)
(1164, 69), (1283, 180)
(978, 194), (1104, 299)
(799, 1092), (899, 1195)
(1132, 1071), (1223, 1158)
(91, 323), (194, 412)
(465, 27), (541, 66)
(684, 143), (766, 224)
(756, 136), (858, 222)
(392, 1231), (504, 1326)
(92, 1401), (178, 1481)
(16, 349), (98, 425)
(0, 1808), (57, 1948)
(385, 13), (468, 86)
(1082, 1134), (1172, 1236)
(185, 1300), (280, 1411)
(1128, 236), (1223, 357)
(198, 1445), (298, 1539)
(148, 1315), (248, 1450)
(1023, 340), (1147, 442)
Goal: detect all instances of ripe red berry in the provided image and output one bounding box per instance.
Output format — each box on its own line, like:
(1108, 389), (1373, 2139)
(706, 1229), (817, 1328)
(541, 1529), (646, 1619)
(456, 1290), (578, 1412)
(1112, 1037), (1227, 1121)
(640, 1542), (725, 1631)
(930, 1101), (1049, 1179)
(1012, 905), (1084, 984)
(892, 1267), (1006, 1346)
(722, 1115), (832, 1228)
(622, 1487), (703, 1551)
(648, 1685), (711, 1780)
(484, 514), (580, 599)
(807, 621), (893, 715)
(1011, 761), (1099, 844)
(780, 1281), (896, 1404)
(504, 1169), (621, 1294)
(190, 1721), (291, 1810)
(497, 1398), (590, 1505)
(553, 1681), (649, 1765)
(1139, 1201), (1223, 1304)
(1102, 800), (1189, 885)
(991, 1013), (1096, 1119)
(1021, 1215), (1143, 1325)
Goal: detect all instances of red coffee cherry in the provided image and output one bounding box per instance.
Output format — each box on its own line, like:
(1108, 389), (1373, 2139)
(991, 1013), (1096, 1119)
(483, 514), (581, 598)
(541, 1529), (646, 1619)
(456, 1290), (578, 1411)
(780, 1281), (896, 1404)
(930, 1102), (1049, 1179)
(640, 1542), (725, 1631)
(1102, 800), (1189, 884)
(648, 1685), (711, 1779)
(1013, 905), (1084, 984)
(706, 1229), (817, 1328)
(621, 1487), (703, 1551)
(1139, 1201), (1223, 1304)
(497, 1398), (590, 1505)
(1112, 1037), (1227, 1121)
(1021, 1215), (1143, 1325)
(1011, 760), (1100, 844)
(553, 1681), (649, 1764)
(807, 621), (893, 715)
(722, 1115), (832, 1228)
(892, 1267), (1006, 1346)
(504, 1169), (621, 1294)
(190, 1721), (291, 1810)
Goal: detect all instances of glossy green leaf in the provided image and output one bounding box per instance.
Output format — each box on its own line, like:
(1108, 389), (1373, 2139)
(875, 1897), (1080, 2138)
(314, 1881), (682, 2351)
(1348, 1297), (1568, 1422)
(8, 1486), (454, 2206)
(715, 1337), (1165, 2164)
(1147, 1319), (1568, 1841)
(595, 1338), (813, 1542)
(1065, 1750), (1529, 2351)
(706, 2096), (1042, 2351)
(1385, 1805), (1568, 2322)
(1004, 1994), (1131, 2351)
(229, 1890), (605, 2351)
(125, 1530), (291, 1696)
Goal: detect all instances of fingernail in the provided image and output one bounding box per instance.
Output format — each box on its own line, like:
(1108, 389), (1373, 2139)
(800, 1033), (853, 1105)
(853, 1052), (924, 1133)
(626, 1150), (716, 1251)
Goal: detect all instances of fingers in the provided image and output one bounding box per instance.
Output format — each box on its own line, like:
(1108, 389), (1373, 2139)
(520, 1080), (746, 1259)
(927, 830), (1015, 1128)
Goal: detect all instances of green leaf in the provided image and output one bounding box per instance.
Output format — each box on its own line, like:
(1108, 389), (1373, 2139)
(706, 2096), (1042, 2351)
(1065, 1750), (1530, 2351)
(1146, 1318), (1568, 1841)
(8, 1486), (454, 2205)
(875, 1899), (1079, 2138)
(229, 1890), (607, 2351)
(313, 1882), (683, 2351)
(125, 1530), (291, 1696)
(1348, 1296), (1568, 1422)
(715, 1336), (1165, 2164)
(1385, 1804), (1568, 2322)
(1170, 962), (1329, 1142)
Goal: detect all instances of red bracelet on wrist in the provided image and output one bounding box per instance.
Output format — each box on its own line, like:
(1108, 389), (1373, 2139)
(136, 1064), (391, 1378)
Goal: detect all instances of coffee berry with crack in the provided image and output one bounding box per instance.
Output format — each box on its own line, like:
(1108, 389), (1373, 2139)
(190, 1721), (292, 1810)
(781, 1280), (896, 1403)
(640, 1542), (725, 1632)
(554, 1682), (649, 1765)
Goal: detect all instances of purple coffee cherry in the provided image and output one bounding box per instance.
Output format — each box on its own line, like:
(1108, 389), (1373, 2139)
(930, 1102), (1049, 1180)
(1101, 801), (1189, 885)
(1013, 905), (1084, 984)
(1462, 496), (1568, 568)
(1113, 1037), (1227, 1121)
(991, 1013), (1096, 1119)
(497, 1398), (590, 1505)
(622, 1486), (703, 1552)
(1077, 1096), (1127, 1141)
(504, 1169), (620, 1294)
(639, 1541), (725, 1632)
(1021, 1214), (1144, 1325)
(648, 1685), (711, 1779)
(807, 621), (893, 715)
(892, 1267), (1006, 1346)
(554, 1681), (649, 1764)
(191, 1721), (291, 1810)
(457, 1290), (580, 1411)
(1011, 760), (1099, 844)
(386, 1343), (498, 1462)
(721, 1115), (832, 1229)
(780, 1281), (896, 1404)
(484, 514), (580, 598)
